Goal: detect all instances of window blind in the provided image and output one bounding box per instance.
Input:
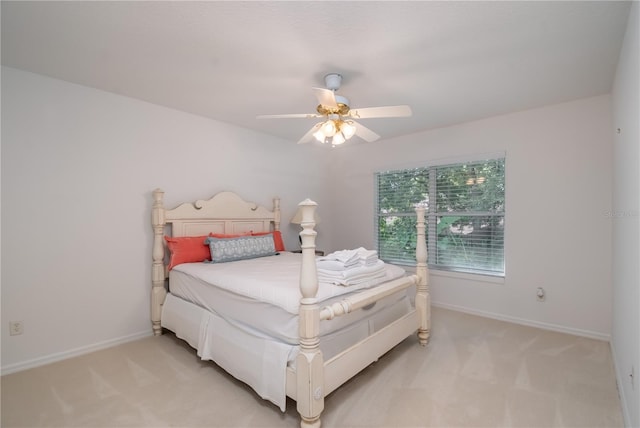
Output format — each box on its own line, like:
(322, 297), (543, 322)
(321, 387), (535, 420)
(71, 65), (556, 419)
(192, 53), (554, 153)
(375, 157), (505, 276)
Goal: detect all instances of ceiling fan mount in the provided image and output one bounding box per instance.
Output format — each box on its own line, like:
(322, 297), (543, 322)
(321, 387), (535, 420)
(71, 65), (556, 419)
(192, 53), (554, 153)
(323, 73), (343, 91)
(257, 72), (412, 146)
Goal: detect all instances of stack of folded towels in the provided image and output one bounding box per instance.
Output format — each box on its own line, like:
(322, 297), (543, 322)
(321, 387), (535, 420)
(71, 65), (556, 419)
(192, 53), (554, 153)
(316, 247), (386, 286)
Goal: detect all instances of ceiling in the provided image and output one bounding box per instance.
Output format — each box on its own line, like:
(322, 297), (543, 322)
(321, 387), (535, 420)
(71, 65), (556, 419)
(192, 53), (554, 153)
(1, 1), (632, 144)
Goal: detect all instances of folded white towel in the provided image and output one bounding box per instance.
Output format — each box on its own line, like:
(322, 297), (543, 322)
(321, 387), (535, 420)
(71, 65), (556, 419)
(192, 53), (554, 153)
(317, 247), (379, 270)
(316, 259), (355, 271)
(317, 260), (386, 287)
(320, 273), (387, 287)
(356, 247), (379, 266)
(317, 249), (360, 269)
(318, 266), (387, 286)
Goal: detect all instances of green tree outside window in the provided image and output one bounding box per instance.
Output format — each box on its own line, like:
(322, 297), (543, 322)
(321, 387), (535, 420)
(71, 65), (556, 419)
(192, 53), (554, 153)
(376, 158), (505, 276)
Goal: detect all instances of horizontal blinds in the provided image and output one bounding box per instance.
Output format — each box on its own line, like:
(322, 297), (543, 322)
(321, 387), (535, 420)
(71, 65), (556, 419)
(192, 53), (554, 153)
(432, 159), (505, 274)
(376, 168), (428, 263)
(432, 214), (504, 274)
(434, 159), (505, 213)
(376, 158), (505, 276)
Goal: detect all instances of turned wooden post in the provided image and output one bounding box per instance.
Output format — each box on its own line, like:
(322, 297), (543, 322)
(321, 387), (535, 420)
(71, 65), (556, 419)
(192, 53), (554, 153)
(273, 197), (281, 231)
(151, 189), (168, 336)
(296, 199), (324, 428)
(415, 205), (430, 345)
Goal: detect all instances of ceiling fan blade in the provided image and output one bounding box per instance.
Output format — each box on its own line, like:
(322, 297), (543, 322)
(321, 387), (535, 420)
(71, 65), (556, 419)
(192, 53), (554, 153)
(354, 121), (380, 143)
(312, 87), (338, 108)
(347, 105), (412, 119)
(257, 113), (320, 119)
(297, 122), (322, 144)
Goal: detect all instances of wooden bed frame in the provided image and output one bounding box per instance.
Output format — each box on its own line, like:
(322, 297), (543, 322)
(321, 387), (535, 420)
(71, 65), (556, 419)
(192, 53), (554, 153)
(151, 189), (430, 428)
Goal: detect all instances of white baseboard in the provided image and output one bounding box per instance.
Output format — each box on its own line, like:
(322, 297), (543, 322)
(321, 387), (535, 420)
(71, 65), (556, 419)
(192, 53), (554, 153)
(1, 330), (153, 376)
(432, 301), (611, 342)
(2, 307), (612, 375)
(609, 342), (633, 428)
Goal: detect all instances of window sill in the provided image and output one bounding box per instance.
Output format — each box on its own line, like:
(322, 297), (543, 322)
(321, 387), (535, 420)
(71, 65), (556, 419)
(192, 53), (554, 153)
(430, 268), (505, 284)
(395, 264), (505, 285)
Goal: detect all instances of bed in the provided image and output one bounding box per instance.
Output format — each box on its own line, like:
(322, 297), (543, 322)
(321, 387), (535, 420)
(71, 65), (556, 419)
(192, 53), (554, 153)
(151, 189), (430, 427)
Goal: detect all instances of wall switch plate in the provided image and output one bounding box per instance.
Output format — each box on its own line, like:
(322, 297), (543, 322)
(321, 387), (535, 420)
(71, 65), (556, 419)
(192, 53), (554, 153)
(9, 321), (24, 336)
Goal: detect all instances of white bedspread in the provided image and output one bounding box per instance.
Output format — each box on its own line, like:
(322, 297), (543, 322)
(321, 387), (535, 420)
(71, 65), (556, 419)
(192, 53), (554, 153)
(172, 252), (406, 315)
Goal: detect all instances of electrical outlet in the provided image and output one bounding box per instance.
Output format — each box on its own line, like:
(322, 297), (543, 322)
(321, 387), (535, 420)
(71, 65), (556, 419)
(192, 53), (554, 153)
(536, 287), (545, 302)
(9, 321), (24, 336)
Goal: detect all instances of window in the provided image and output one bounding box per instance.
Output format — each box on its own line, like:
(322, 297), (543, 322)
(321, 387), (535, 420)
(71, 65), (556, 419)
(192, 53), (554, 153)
(375, 157), (505, 276)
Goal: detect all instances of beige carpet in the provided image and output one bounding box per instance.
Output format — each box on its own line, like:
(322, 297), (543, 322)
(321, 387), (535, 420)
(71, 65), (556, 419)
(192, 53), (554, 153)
(1, 307), (623, 427)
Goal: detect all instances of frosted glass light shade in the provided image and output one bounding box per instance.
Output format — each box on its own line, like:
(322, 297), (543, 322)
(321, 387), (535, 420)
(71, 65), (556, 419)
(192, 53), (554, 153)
(332, 133), (346, 145)
(322, 120), (337, 137)
(341, 121), (356, 139)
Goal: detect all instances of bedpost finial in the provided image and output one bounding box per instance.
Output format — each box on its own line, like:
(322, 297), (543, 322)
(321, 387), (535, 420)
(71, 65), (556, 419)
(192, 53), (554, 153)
(298, 198), (319, 300)
(153, 188), (165, 204)
(298, 199), (318, 226)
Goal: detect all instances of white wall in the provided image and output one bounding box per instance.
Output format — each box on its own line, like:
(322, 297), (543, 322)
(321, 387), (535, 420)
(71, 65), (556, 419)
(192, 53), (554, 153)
(0, 65), (622, 377)
(327, 95), (613, 339)
(611, 2), (640, 427)
(0, 67), (331, 373)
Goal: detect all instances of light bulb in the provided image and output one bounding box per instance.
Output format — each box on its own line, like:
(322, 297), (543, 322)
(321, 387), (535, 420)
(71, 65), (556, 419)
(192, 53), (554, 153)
(332, 132), (346, 145)
(322, 120), (337, 137)
(313, 129), (325, 143)
(341, 121), (356, 139)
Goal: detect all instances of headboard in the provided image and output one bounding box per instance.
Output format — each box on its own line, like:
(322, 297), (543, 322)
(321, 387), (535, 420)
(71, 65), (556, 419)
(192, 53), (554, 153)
(157, 190), (280, 237)
(150, 188), (281, 335)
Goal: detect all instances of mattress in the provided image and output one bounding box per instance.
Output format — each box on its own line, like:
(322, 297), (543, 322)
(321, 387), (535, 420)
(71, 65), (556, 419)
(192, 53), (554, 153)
(168, 252), (408, 344)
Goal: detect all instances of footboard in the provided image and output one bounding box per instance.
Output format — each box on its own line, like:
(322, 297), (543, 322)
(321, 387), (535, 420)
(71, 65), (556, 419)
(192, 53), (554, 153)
(293, 201), (429, 428)
(319, 275), (418, 322)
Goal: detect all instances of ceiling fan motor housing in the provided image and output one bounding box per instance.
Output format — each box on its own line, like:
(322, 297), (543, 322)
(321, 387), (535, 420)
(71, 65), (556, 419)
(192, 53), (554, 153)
(316, 101), (350, 116)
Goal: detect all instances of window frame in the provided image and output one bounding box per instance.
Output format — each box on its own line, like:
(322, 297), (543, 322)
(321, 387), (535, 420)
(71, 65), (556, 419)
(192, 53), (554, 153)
(375, 155), (505, 278)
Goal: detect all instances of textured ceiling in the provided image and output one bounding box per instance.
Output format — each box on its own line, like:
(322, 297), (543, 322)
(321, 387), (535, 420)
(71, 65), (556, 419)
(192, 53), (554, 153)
(1, 1), (632, 144)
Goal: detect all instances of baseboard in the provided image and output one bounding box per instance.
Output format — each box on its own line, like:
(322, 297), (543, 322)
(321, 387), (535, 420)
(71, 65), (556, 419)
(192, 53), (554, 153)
(432, 301), (611, 342)
(609, 342), (633, 427)
(1, 330), (153, 376)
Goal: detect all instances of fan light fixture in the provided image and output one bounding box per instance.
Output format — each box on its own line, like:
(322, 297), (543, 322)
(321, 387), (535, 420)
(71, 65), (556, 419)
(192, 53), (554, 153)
(313, 118), (356, 147)
(257, 72), (412, 146)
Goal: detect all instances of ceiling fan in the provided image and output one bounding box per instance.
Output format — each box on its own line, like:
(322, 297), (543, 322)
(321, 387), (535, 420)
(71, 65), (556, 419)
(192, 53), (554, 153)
(257, 73), (412, 146)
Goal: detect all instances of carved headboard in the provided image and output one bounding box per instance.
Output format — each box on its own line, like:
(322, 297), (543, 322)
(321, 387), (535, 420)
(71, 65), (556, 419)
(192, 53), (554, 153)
(158, 190), (281, 237)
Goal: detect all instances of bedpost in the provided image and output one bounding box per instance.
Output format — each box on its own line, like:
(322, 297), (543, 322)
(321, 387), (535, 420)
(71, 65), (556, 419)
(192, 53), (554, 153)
(273, 197), (281, 231)
(415, 205), (430, 345)
(151, 189), (168, 336)
(296, 199), (324, 428)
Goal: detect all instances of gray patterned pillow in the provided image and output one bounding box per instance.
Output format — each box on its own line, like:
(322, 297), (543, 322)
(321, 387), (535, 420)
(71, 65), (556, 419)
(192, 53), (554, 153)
(205, 235), (277, 263)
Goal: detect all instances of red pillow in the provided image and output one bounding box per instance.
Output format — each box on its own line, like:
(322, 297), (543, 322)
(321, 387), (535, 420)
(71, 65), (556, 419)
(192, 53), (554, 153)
(164, 235), (210, 270)
(251, 230), (285, 252)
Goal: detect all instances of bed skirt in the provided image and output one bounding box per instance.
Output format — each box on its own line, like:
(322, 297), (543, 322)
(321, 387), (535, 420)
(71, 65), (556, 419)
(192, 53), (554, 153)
(161, 291), (412, 411)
